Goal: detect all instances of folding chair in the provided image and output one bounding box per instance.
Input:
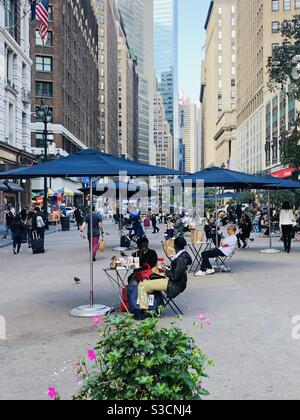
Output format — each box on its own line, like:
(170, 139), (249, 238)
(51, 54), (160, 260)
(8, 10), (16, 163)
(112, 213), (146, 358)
(162, 292), (184, 316)
(215, 252), (235, 273)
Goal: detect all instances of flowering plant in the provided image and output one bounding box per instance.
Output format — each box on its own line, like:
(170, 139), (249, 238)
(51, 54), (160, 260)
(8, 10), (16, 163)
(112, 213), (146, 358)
(72, 313), (213, 401)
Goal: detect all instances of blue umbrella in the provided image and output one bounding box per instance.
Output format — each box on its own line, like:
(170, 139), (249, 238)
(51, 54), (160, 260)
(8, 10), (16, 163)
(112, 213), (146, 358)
(181, 167), (281, 188)
(0, 149), (183, 178)
(218, 192), (242, 199)
(0, 149), (183, 319)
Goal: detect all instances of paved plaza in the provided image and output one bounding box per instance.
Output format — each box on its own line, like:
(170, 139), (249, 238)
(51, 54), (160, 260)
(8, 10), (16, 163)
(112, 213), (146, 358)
(0, 221), (300, 400)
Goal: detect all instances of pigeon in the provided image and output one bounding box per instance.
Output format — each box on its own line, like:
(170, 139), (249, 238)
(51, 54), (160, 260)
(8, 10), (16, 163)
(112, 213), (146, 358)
(74, 277), (81, 285)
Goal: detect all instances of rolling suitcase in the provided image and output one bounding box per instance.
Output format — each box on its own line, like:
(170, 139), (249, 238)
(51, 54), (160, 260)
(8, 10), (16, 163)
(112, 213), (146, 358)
(32, 238), (45, 254)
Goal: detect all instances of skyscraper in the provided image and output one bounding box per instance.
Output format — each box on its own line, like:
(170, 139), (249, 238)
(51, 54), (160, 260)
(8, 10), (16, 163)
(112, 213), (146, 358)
(200, 0), (237, 169)
(179, 97), (201, 173)
(95, 0), (119, 156)
(117, 0), (155, 164)
(154, 0), (179, 168)
(236, 0), (299, 176)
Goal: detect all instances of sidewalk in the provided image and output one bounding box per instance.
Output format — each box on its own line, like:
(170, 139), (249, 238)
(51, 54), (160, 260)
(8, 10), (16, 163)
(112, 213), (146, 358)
(0, 224), (60, 248)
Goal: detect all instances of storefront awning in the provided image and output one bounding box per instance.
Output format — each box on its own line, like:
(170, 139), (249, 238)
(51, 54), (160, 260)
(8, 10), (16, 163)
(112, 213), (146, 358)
(0, 183), (9, 191)
(5, 182), (24, 193)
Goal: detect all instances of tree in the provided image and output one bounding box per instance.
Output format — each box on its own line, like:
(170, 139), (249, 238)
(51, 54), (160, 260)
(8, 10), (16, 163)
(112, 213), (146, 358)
(267, 16), (300, 169)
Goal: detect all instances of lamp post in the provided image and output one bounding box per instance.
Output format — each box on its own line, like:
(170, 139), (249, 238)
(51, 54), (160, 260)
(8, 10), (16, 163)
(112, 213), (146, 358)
(36, 103), (53, 217)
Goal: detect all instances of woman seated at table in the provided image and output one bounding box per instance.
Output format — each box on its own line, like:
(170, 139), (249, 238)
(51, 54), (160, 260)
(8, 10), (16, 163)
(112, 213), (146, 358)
(137, 237), (192, 313)
(133, 237), (158, 269)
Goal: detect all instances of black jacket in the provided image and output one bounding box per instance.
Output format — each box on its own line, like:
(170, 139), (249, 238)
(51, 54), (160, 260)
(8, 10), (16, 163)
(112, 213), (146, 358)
(167, 251), (192, 299)
(11, 220), (26, 238)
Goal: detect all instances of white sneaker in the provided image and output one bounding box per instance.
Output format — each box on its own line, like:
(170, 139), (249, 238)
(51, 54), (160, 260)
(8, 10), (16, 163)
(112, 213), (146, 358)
(206, 269), (216, 275)
(195, 270), (207, 276)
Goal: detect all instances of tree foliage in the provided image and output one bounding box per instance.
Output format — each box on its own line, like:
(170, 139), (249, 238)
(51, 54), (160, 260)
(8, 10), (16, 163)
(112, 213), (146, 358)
(267, 16), (300, 99)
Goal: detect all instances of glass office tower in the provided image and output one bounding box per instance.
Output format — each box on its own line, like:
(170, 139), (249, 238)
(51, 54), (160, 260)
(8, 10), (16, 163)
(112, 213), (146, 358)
(117, 0), (155, 164)
(154, 0), (179, 168)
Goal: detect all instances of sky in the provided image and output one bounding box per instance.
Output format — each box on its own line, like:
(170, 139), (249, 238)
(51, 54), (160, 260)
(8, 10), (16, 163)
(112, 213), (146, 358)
(179, 0), (211, 102)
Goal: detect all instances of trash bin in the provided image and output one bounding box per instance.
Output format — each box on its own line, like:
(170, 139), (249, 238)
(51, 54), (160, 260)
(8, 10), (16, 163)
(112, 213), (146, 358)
(61, 217), (70, 232)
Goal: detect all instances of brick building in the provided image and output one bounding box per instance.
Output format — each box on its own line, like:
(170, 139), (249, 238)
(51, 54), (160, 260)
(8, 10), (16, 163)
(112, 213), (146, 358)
(30, 0), (99, 157)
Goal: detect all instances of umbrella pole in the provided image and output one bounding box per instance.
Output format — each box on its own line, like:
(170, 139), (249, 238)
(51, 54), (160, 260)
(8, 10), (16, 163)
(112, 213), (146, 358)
(89, 179), (94, 307)
(215, 187), (218, 248)
(70, 177), (111, 318)
(261, 188), (280, 254)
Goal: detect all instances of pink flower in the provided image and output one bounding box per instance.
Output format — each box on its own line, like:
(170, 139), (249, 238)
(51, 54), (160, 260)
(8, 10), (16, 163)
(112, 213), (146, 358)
(88, 349), (97, 362)
(48, 387), (59, 400)
(92, 315), (105, 328)
(197, 313), (211, 326)
(197, 313), (206, 322)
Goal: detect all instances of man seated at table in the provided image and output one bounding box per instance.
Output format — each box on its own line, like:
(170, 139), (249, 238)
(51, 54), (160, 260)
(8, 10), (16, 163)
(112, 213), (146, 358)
(195, 225), (238, 277)
(137, 237), (192, 313)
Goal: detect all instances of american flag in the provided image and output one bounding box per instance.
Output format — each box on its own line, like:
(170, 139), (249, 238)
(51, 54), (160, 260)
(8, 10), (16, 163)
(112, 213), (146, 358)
(29, 0), (49, 41)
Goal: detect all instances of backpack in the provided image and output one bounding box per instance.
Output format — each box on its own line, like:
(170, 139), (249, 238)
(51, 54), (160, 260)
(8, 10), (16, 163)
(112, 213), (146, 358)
(37, 215), (45, 229)
(127, 282), (164, 313)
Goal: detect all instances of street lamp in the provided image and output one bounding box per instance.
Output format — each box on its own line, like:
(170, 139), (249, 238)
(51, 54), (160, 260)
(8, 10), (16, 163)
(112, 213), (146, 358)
(36, 103), (53, 217)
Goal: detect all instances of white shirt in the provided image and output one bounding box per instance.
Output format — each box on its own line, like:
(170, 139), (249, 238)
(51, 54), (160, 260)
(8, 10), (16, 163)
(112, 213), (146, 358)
(219, 235), (238, 257)
(280, 210), (295, 227)
(172, 249), (185, 261)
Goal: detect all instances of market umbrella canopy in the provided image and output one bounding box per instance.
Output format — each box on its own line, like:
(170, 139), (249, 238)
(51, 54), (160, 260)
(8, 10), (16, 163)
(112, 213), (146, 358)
(0, 149), (184, 178)
(81, 180), (158, 198)
(176, 167), (283, 188)
(218, 192), (242, 199)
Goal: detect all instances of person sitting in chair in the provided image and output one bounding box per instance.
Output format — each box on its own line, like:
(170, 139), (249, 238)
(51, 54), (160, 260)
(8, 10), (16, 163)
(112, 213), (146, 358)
(137, 237), (192, 315)
(133, 237), (158, 269)
(195, 225), (238, 276)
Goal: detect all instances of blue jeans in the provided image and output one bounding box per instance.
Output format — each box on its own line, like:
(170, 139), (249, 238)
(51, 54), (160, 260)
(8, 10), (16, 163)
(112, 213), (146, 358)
(13, 236), (22, 253)
(3, 225), (12, 239)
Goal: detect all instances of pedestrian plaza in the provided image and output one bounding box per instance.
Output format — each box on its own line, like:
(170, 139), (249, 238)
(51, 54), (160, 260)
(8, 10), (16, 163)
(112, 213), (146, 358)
(1, 222), (300, 400)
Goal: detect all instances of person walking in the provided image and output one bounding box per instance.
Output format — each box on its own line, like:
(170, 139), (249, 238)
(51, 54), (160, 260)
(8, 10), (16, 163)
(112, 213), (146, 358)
(11, 214), (26, 255)
(32, 207), (47, 242)
(80, 206), (104, 262)
(280, 201), (295, 254)
(237, 213), (252, 249)
(26, 209), (35, 248)
(2, 207), (14, 240)
(74, 207), (83, 231)
(151, 214), (160, 234)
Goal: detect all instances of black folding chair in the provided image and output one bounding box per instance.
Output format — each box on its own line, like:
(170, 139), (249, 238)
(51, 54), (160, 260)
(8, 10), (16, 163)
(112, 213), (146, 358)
(216, 252), (235, 273)
(162, 292), (184, 316)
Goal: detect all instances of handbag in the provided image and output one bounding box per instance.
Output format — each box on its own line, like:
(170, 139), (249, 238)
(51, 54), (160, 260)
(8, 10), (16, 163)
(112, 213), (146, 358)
(98, 239), (106, 252)
(191, 230), (204, 245)
(135, 263), (152, 283)
(120, 286), (129, 313)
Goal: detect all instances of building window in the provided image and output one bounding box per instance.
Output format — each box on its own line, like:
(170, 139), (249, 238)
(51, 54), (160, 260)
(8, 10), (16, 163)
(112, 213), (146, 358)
(272, 21), (280, 33)
(35, 81), (53, 98)
(272, 43), (280, 53)
(35, 30), (53, 47)
(296, 0), (300, 9)
(283, 0), (291, 10)
(4, 0), (15, 32)
(272, 0), (279, 12)
(35, 132), (54, 147)
(36, 56), (53, 72)
(48, 5), (53, 21)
